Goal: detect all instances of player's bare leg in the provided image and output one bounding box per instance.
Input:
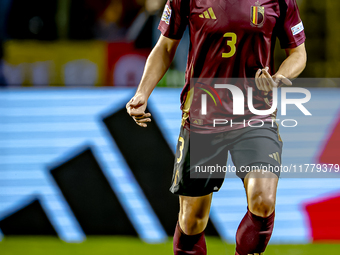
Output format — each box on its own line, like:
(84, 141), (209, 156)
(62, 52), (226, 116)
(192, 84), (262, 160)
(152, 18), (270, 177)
(235, 170), (278, 255)
(245, 171), (278, 217)
(179, 194), (212, 234)
(173, 193), (212, 255)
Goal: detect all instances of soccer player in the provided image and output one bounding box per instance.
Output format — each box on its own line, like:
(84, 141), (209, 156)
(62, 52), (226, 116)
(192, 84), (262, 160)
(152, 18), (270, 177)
(126, 0), (307, 254)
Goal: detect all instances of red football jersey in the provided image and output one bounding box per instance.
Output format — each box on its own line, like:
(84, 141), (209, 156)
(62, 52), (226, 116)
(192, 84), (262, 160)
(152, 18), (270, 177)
(158, 0), (306, 133)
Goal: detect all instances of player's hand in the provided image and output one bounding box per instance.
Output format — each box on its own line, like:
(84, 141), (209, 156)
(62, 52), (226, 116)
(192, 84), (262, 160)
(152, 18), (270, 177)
(255, 67), (292, 92)
(126, 93), (152, 128)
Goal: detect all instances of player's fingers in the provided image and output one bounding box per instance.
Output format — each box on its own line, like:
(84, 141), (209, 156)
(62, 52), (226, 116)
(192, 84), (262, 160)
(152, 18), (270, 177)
(258, 73), (268, 91)
(126, 99), (133, 111)
(128, 106), (147, 117)
(128, 109), (142, 116)
(264, 77), (274, 91)
(136, 118), (151, 123)
(262, 79), (271, 92)
(255, 69), (265, 90)
(262, 69), (278, 91)
(257, 78), (264, 91)
(132, 116), (148, 128)
(259, 74), (267, 91)
(134, 113), (151, 119)
(255, 69), (262, 90)
(126, 98), (138, 115)
(133, 115), (151, 122)
(280, 76), (293, 86)
(255, 69), (261, 79)
(262, 82), (271, 92)
(262, 69), (275, 86)
(129, 96), (145, 109)
(261, 68), (271, 79)
(126, 106), (132, 115)
(137, 122), (147, 128)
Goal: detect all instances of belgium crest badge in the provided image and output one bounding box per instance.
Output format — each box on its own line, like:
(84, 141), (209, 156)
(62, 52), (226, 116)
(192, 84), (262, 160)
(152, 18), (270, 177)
(250, 1), (265, 27)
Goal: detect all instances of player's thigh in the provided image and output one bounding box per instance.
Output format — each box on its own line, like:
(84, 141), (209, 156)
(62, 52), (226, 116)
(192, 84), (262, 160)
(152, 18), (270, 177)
(179, 193), (213, 220)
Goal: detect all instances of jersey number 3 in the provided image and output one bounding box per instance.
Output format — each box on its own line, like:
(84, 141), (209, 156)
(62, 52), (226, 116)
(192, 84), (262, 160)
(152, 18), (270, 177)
(222, 32), (237, 58)
(177, 137), (185, 163)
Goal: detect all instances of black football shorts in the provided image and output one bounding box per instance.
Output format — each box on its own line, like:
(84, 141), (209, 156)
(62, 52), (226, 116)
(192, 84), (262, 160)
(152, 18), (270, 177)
(170, 123), (283, 197)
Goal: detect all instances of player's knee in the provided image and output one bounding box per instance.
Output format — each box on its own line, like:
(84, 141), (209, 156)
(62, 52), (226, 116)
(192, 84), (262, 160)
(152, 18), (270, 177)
(249, 192), (276, 218)
(179, 211), (209, 235)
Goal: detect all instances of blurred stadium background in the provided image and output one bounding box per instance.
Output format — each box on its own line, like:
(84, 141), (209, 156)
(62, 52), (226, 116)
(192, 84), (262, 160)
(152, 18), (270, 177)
(0, 0), (340, 254)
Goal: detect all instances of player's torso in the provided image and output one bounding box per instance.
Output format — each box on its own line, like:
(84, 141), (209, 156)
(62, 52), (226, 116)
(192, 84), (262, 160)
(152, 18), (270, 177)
(186, 0), (281, 79)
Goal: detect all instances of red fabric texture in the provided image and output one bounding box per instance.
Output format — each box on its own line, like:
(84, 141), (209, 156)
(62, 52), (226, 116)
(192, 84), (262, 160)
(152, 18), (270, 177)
(173, 222), (207, 255)
(235, 209), (275, 255)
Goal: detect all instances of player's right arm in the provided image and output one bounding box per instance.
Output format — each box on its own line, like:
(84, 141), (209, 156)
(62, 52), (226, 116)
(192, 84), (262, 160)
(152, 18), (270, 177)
(126, 34), (180, 127)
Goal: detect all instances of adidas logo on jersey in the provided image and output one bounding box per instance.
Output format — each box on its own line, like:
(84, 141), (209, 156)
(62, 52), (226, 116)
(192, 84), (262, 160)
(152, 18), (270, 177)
(199, 7), (217, 20)
(269, 152), (281, 164)
(192, 119), (203, 125)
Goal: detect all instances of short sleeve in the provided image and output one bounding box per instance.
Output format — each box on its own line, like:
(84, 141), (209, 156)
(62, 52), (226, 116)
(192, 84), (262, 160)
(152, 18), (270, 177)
(277, 0), (306, 49)
(158, 0), (189, 40)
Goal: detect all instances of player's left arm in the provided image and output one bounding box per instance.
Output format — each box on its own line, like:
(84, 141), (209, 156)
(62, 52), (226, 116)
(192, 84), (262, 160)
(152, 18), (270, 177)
(256, 43), (307, 91)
